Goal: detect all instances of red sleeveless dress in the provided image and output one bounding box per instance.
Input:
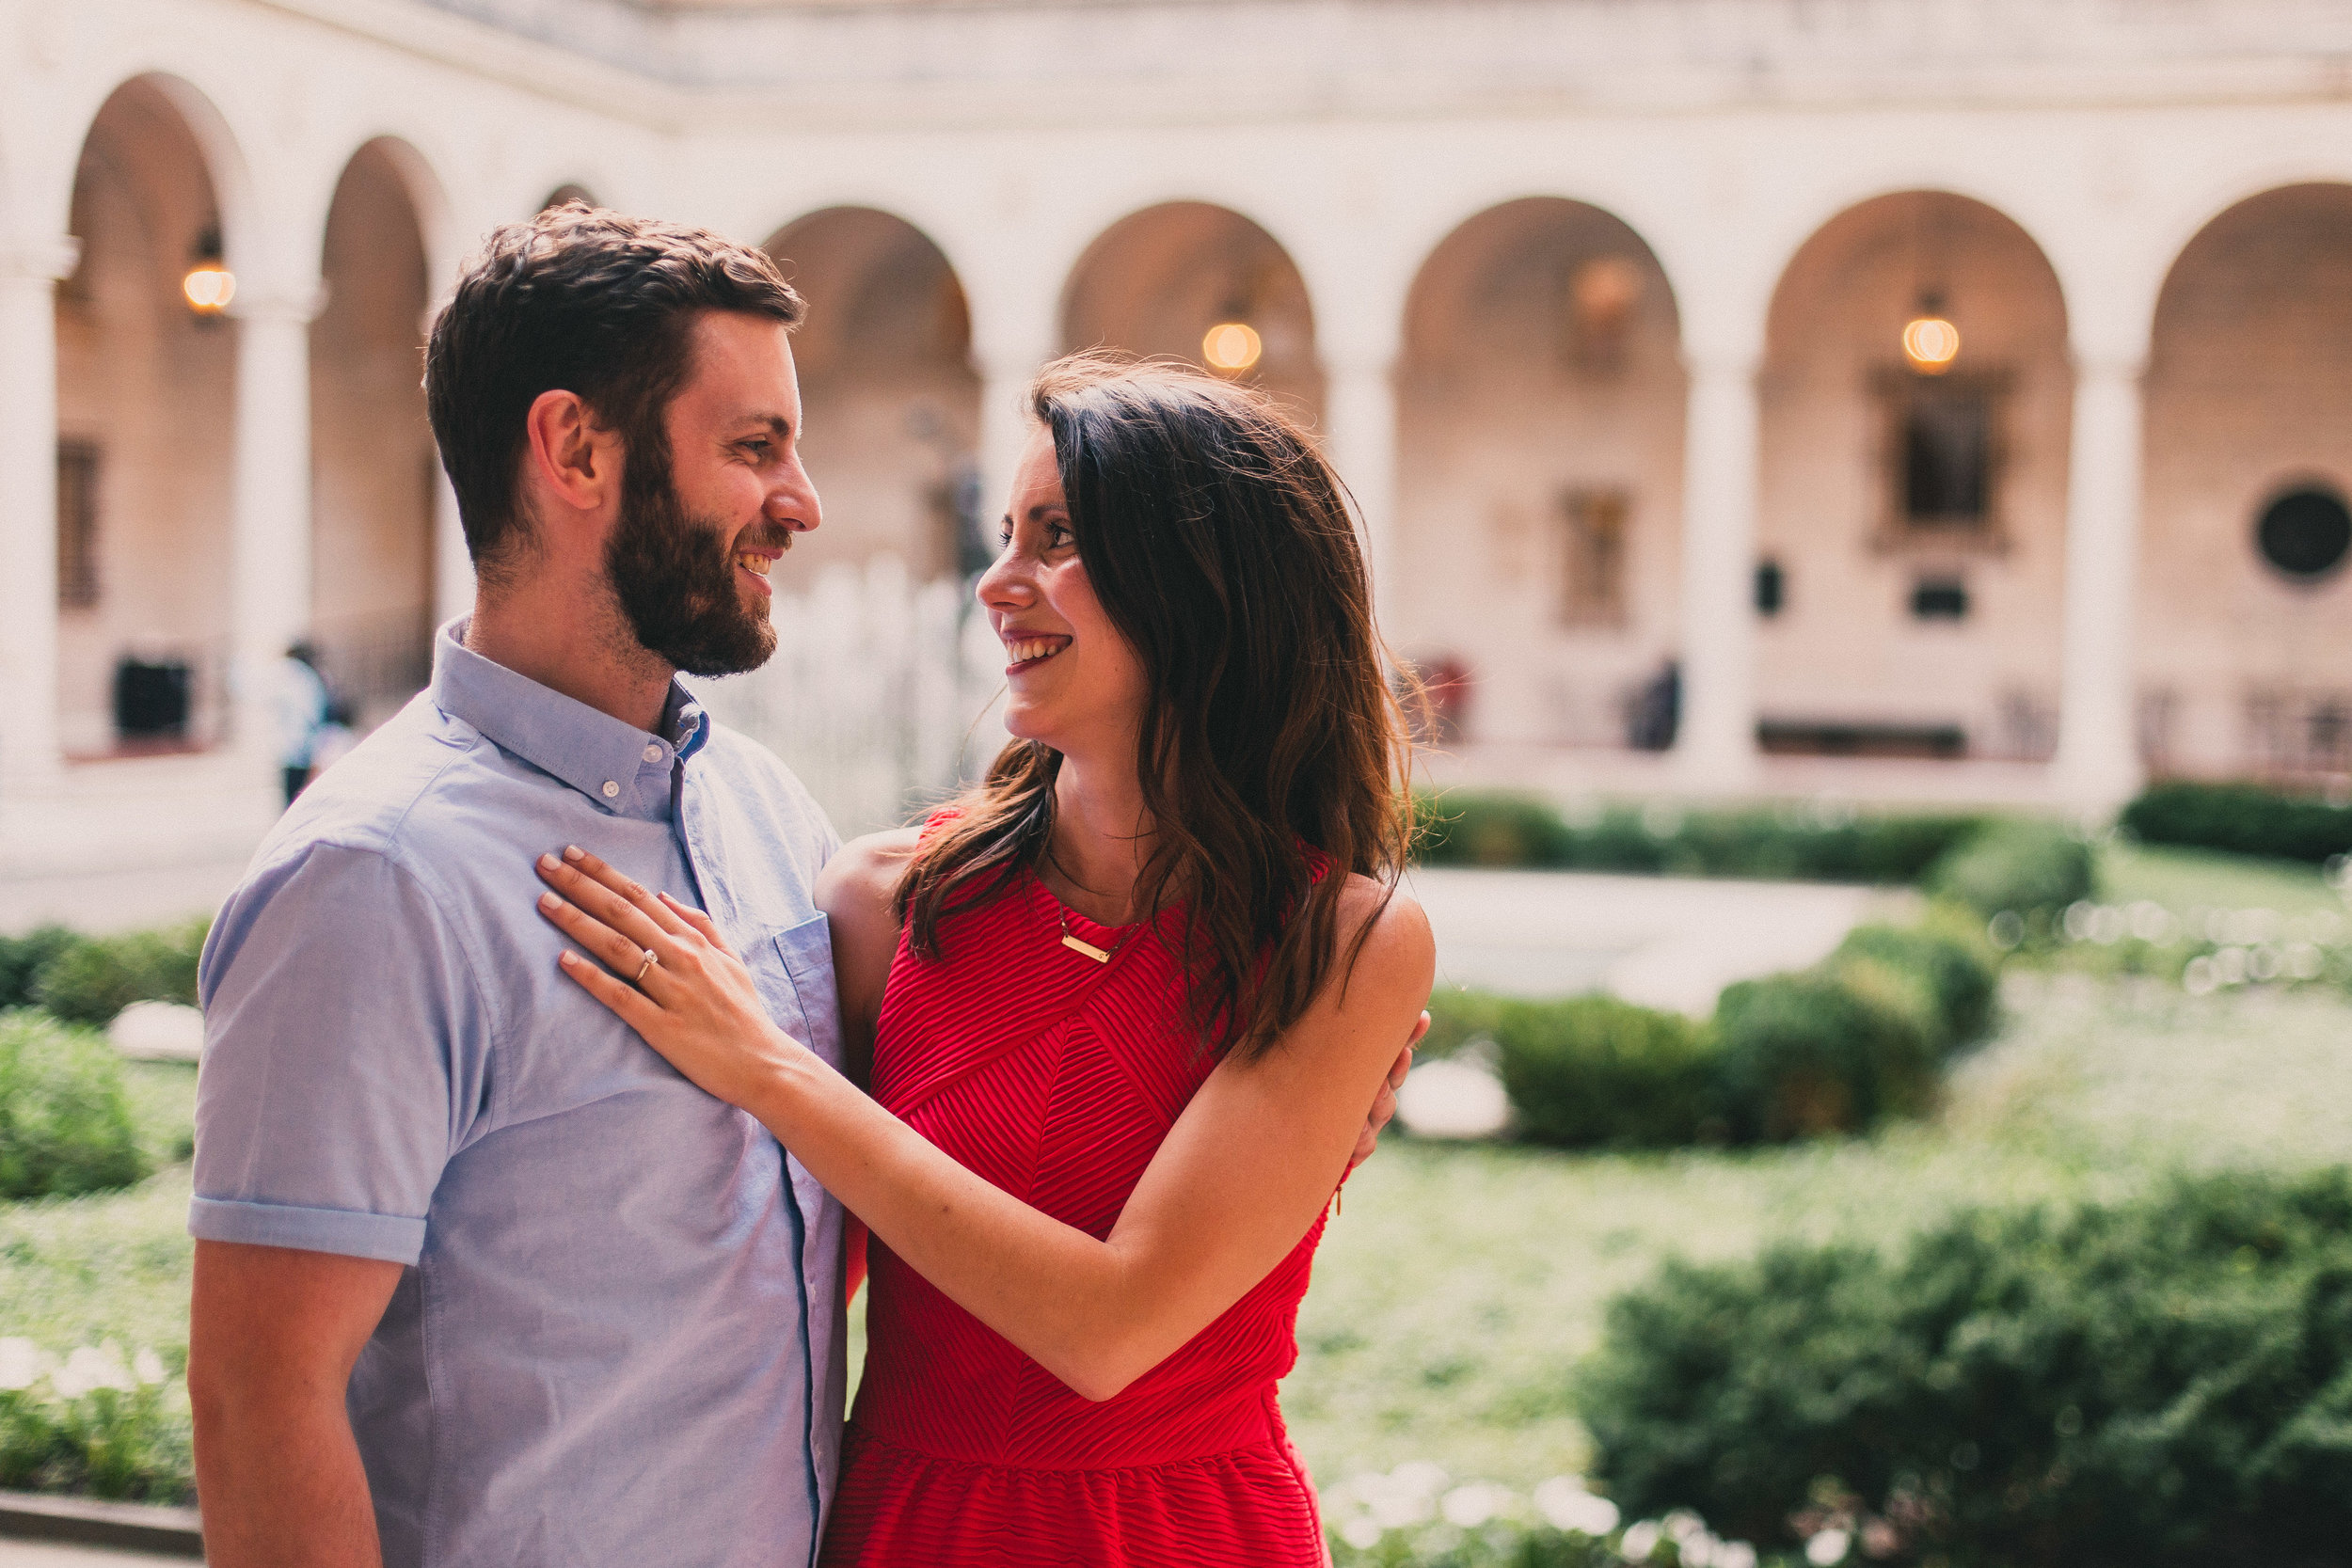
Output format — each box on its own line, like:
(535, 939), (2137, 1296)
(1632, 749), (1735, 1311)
(818, 866), (1333, 1568)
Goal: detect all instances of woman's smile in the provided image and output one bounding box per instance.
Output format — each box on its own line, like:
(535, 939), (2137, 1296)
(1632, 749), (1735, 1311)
(1002, 631), (1073, 674)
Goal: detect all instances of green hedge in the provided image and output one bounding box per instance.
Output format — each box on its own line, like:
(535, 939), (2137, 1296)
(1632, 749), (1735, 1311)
(1493, 997), (1718, 1148)
(1924, 818), (2095, 921)
(1578, 1167), (2352, 1566)
(0, 928), (76, 1013)
(1711, 966), (1938, 1143)
(25, 923), (205, 1028)
(2120, 779), (2352, 865)
(1435, 913), (2002, 1148)
(1414, 794), (1987, 884)
(0, 1014), (150, 1199)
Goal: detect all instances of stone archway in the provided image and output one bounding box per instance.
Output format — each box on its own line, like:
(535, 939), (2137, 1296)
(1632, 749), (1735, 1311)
(2141, 183), (2352, 782)
(764, 207), (981, 581)
(1059, 201), (1322, 423)
(1756, 191), (2072, 763)
(310, 137), (439, 729)
(1394, 198), (1686, 750)
(54, 77), (241, 757)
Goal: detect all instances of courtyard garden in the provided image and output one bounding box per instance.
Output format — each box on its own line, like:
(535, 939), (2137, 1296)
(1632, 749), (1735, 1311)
(0, 784), (2344, 1563)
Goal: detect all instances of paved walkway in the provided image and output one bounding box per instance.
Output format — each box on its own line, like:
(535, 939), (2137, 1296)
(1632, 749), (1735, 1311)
(1411, 865), (1903, 1014)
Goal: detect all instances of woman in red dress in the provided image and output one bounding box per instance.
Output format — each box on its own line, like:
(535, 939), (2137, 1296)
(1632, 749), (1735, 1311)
(540, 354), (1435, 1565)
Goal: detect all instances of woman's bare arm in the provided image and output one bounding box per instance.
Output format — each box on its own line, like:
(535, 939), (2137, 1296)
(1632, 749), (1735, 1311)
(537, 847), (1431, 1401)
(817, 830), (919, 1090)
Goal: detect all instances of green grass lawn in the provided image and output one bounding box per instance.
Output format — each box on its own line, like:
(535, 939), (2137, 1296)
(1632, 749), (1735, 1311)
(1282, 969), (2352, 1493)
(2097, 839), (2340, 915)
(4, 842), (2344, 1510)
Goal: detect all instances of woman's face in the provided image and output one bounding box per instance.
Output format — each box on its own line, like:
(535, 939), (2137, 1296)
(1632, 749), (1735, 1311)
(977, 427), (1151, 759)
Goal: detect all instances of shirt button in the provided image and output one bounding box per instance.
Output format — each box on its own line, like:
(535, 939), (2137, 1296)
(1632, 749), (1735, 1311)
(644, 744), (663, 763)
(601, 781), (620, 799)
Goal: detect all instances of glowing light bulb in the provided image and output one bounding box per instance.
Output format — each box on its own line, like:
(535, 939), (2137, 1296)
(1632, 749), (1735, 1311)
(1201, 322), (1262, 372)
(1902, 315), (1960, 372)
(183, 266), (236, 314)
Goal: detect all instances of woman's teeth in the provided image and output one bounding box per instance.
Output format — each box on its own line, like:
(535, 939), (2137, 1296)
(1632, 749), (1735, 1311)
(736, 553), (772, 577)
(1007, 639), (1066, 665)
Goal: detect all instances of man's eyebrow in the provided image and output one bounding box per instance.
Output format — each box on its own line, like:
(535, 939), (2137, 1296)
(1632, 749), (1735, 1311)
(728, 412), (794, 437)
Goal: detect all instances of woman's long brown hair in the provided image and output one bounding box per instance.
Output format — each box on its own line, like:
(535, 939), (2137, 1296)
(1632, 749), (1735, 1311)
(893, 353), (1417, 1064)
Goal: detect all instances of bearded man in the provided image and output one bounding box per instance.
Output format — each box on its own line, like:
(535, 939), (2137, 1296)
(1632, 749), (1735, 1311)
(187, 206), (845, 1568)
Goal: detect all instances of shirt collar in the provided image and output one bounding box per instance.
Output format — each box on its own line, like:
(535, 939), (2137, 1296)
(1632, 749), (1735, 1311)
(430, 618), (710, 818)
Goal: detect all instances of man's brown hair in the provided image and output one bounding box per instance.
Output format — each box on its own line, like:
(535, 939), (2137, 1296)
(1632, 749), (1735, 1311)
(423, 203), (804, 585)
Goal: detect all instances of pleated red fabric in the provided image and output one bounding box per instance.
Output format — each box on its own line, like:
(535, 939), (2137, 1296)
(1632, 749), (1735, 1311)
(819, 863), (1333, 1568)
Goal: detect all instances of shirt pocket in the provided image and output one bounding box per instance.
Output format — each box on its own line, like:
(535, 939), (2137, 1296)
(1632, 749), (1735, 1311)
(765, 912), (844, 1072)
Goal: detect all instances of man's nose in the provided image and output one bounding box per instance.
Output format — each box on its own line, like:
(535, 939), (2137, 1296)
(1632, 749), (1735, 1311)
(770, 461), (820, 532)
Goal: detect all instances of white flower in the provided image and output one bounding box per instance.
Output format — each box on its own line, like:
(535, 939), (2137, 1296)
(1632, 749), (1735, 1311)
(0, 1338), (50, 1392)
(2183, 956), (2217, 995)
(1534, 1476), (1620, 1536)
(1395, 1059), (1511, 1140)
(1664, 1509), (1705, 1542)
(53, 1343), (134, 1400)
(1440, 1481), (1514, 1528)
(132, 1348), (167, 1386)
(1716, 1544), (1759, 1568)
(1805, 1528), (1852, 1566)
(1621, 1519), (1663, 1560)
(1362, 1462), (1446, 1528)
(1339, 1518), (1383, 1550)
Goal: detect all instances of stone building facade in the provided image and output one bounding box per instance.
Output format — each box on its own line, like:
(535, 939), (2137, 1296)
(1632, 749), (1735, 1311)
(5, 0), (2352, 870)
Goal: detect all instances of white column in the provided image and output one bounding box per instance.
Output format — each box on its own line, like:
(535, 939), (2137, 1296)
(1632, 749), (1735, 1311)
(1674, 351), (1763, 792)
(1320, 356), (1399, 629)
(2053, 354), (2147, 807)
(229, 286), (325, 762)
(0, 239), (77, 789)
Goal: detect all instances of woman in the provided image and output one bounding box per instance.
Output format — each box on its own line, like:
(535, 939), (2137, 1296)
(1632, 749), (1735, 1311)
(535, 354), (1435, 1564)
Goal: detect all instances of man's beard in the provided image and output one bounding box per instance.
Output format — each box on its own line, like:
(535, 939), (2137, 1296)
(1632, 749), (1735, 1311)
(603, 452), (780, 678)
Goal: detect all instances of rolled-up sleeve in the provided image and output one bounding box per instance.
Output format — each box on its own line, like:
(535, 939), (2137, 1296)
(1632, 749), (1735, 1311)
(191, 843), (494, 1265)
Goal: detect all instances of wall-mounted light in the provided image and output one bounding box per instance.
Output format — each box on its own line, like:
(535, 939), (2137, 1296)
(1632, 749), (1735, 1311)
(183, 227), (233, 317)
(1202, 321), (1262, 373)
(1901, 291), (1958, 373)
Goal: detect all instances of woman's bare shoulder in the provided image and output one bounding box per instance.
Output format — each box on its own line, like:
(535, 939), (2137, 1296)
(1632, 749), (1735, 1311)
(817, 828), (922, 914)
(1330, 873), (1434, 1001)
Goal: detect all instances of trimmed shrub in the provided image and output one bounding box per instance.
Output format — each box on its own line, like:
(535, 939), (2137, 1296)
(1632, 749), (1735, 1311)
(2120, 778), (2352, 864)
(1413, 792), (1987, 885)
(1493, 997), (1718, 1148)
(27, 922), (205, 1028)
(0, 927), (76, 1012)
(1415, 793), (1579, 868)
(1710, 969), (1937, 1142)
(1579, 1168), (2352, 1567)
(1923, 818), (2093, 920)
(0, 1013), (149, 1198)
(1829, 912), (2000, 1054)
(1422, 988), (1508, 1061)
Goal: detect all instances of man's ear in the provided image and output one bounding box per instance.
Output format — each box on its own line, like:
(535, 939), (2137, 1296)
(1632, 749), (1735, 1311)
(521, 389), (622, 521)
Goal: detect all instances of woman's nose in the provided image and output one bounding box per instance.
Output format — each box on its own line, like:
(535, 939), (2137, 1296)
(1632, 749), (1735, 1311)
(977, 544), (1031, 609)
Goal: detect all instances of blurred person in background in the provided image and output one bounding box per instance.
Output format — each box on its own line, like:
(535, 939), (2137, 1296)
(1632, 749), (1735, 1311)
(537, 355), (1434, 1567)
(185, 208), (1412, 1568)
(270, 641), (330, 808)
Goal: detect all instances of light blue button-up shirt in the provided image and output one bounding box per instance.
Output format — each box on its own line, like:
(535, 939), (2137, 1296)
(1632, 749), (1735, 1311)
(193, 621), (846, 1568)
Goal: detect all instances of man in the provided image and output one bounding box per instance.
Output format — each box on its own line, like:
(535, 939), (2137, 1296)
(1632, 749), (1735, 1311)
(189, 206), (1408, 1567)
(269, 641), (329, 808)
